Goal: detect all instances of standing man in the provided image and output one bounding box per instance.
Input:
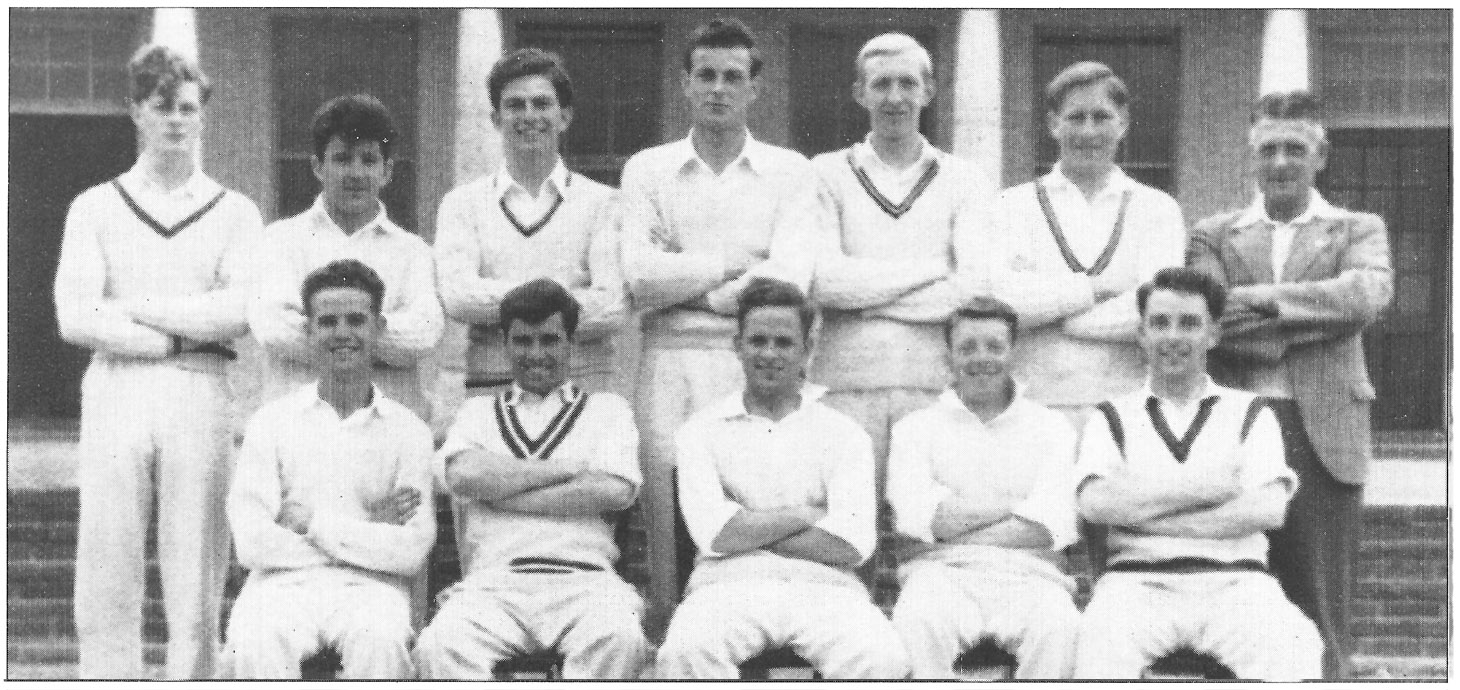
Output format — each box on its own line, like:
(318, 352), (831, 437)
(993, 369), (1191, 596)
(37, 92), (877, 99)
(1073, 267), (1321, 680)
(432, 48), (626, 440)
(809, 33), (989, 603)
(1187, 91), (1393, 679)
(223, 260), (435, 679)
(53, 44), (264, 679)
(414, 279), (648, 679)
(887, 298), (1080, 678)
(249, 94), (442, 422)
(656, 279), (909, 679)
(619, 17), (822, 635)
(980, 61), (1187, 424)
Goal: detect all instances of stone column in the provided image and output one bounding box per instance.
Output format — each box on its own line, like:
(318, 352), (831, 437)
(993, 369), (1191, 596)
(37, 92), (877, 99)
(151, 8), (199, 60)
(1260, 9), (1310, 94)
(950, 9), (1002, 196)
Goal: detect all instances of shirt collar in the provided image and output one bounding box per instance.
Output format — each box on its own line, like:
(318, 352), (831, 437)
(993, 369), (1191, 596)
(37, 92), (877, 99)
(1236, 190), (1340, 227)
(309, 196), (395, 238)
(676, 128), (764, 175)
(711, 383), (829, 420)
(504, 381), (582, 407)
(492, 159), (570, 202)
(852, 135), (938, 174)
(120, 161), (218, 201)
(1044, 162), (1133, 199)
(1140, 375), (1221, 409)
(302, 382), (388, 420)
(937, 378), (1028, 426)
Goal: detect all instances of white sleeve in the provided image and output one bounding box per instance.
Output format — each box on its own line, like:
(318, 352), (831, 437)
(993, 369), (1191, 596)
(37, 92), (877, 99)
(673, 420), (744, 558)
(811, 421), (879, 565)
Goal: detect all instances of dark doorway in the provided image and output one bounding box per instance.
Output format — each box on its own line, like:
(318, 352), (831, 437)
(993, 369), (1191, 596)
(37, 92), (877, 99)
(8, 114), (136, 420)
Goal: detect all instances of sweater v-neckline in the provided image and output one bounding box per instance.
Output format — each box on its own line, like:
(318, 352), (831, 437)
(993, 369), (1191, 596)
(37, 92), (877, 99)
(846, 150), (940, 220)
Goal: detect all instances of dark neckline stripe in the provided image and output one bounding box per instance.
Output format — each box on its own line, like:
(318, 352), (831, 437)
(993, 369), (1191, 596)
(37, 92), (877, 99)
(1033, 179), (1132, 276)
(1145, 396), (1220, 463)
(499, 172), (571, 238)
(536, 395), (588, 461)
(506, 392), (578, 455)
(493, 396), (529, 459)
(112, 179), (227, 239)
(846, 150), (940, 220)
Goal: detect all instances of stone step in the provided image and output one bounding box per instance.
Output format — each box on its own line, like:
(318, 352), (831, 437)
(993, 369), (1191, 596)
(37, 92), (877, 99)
(1350, 656), (1448, 680)
(1355, 636), (1449, 659)
(6, 639), (165, 667)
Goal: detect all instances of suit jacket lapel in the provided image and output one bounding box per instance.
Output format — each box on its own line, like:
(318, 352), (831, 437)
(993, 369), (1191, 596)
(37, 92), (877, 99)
(1227, 219), (1275, 284)
(1280, 216), (1340, 282)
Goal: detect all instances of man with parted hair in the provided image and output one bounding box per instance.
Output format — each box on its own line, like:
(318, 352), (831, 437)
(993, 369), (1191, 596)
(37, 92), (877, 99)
(977, 61), (1187, 427)
(619, 17), (823, 636)
(54, 43), (265, 679)
(808, 32), (991, 605)
(1187, 91), (1392, 679)
(1073, 267), (1321, 680)
(656, 278), (909, 679)
(223, 259), (435, 679)
(432, 48), (626, 442)
(887, 296), (1080, 678)
(249, 94), (443, 423)
(415, 278), (648, 679)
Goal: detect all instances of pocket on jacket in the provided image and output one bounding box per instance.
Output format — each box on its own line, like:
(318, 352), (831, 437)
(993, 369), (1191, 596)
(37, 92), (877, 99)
(1350, 379), (1377, 401)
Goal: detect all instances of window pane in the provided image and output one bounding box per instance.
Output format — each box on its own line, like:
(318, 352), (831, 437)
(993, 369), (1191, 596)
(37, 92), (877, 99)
(11, 26), (45, 64)
(49, 28), (91, 66)
(50, 65), (88, 100)
(10, 64), (46, 100)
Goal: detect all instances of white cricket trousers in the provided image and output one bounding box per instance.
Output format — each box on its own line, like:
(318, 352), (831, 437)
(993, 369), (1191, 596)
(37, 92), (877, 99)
(892, 561), (1079, 678)
(74, 358), (232, 679)
(221, 567), (415, 678)
(1075, 570), (1323, 680)
(415, 570), (649, 679)
(655, 579), (911, 679)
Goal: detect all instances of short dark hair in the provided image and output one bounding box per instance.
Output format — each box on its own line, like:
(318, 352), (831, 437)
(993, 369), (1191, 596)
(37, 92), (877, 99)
(311, 94), (399, 162)
(736, 278), (814, 338)
(1253, 90), (1321, 123)
(1137, 267), (1227, 320)
(489, 48), (574, 111)
(301, 259), (386, 317)
(1044, 61), (1129, 114)
(683, 18), (763, 79)
(499, 278), (581, 339)
(946, 296), (1020, 346)
(128, 44), (212, 106)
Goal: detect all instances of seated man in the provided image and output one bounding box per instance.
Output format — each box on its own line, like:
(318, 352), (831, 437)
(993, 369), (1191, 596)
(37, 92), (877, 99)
(887, 297), (1079, 679)
(1073, 267), (1321, 680)
(656, 278), (910, 679)
(414, 278), (648, 679)
(223, 259), (436, 679)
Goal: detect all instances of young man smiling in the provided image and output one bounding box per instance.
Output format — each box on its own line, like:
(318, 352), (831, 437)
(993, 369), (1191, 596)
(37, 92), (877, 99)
(223, 259), (435, 679)
(656, 279), (909, 679)
(54, 44), (264, 679)
(618, 18), (822, 636)
(886, 297), (1080, 678)
(415, 278), (647, 679)
(432, 49), (626, 441)
(249, 94), (443, 422)
(1072, 267), (1320, 680)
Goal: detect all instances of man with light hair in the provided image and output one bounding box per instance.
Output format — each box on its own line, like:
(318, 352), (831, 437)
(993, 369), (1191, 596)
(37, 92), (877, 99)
(809, 31), (990, 606)
(1187, 91), (1393, 679)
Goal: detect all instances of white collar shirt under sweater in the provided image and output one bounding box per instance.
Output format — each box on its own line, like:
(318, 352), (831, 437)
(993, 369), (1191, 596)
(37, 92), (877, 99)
(248, 197), (443, 405)
(497, 159), (570, 222)
(887, 385), (1078, 578)
(674, 384), (878, 592)
(53, 161), (264, 370)
(1074, 378), (1295, 565)
(619, 130), (821, 349)
(227, 383), (436, 585)
(435, 382), (641, 577)
(977, 165), (1187, 407)
(433, 166), (625, 377)
(808, 142), (991, 391)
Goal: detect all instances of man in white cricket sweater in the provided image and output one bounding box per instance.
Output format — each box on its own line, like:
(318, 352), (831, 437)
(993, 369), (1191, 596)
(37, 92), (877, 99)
(53, 44), (264, 679)
(415, 279), (648, 679)
(432, 48), (627, 441)
(1073, 267), (1321, 679)
(979, 62), (1187, 425)
(223, 260), (435, 679)
(888, 297), (1080, 678)
(619, 18), (821, 635)
(249, 94), (443, 423)
(808, 32), (990, 605)
(657, 279), (909, 679)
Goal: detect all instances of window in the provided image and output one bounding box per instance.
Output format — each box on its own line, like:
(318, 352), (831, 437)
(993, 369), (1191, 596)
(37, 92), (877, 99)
(1315, 11), (1450, 128)
(514, 22), (664, 187)
(9, 9), (145, 114)
(1032, 31), (1181, 194)
(271, 15), (419, 230)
